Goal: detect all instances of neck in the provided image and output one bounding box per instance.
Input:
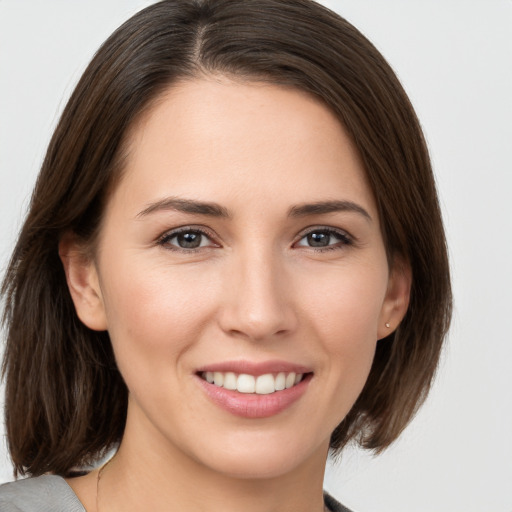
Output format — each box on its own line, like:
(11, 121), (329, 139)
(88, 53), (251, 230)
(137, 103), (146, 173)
(99, 407), (329, 512)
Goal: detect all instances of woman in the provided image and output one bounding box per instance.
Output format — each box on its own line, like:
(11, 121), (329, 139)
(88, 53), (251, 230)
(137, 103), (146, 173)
(0, 0), (451, 510)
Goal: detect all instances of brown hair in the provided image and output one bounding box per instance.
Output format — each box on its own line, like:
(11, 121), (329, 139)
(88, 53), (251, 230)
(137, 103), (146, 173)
(1, 0), (451, 477)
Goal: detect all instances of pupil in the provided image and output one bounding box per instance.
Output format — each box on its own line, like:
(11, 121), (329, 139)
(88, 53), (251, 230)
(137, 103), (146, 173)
(308, 232), (329, 247)
(178, 232), (201, 248)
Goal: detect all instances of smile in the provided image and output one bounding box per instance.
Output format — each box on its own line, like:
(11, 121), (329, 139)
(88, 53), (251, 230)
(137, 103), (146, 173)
(200, 371), (305, 394)
(196, 362), (313, 418)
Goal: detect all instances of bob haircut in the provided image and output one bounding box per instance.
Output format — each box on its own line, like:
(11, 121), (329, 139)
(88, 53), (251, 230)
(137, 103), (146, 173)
(2, 0), (451, 477)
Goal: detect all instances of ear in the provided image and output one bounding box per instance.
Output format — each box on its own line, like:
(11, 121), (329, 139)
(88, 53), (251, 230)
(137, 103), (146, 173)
(377, 257), (412, 340)
(59, 232), (108, 331)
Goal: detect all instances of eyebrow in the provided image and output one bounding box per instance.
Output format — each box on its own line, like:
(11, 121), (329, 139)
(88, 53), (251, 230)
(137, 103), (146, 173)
(288, 200), (372, 222)
(136, 197), (371, 222)
(136, 197), (230, 218)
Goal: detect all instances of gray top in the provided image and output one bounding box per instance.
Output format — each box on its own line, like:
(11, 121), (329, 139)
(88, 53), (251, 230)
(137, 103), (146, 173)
(0, 475), (85, 512)
(0, 475), (353, 512)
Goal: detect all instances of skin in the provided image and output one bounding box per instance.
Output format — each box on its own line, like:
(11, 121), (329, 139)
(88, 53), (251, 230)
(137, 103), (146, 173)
(61, 77), (410, 512)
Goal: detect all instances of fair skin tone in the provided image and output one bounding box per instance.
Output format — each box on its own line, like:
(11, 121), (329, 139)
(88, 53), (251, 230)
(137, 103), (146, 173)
(61, 77), (410, 512)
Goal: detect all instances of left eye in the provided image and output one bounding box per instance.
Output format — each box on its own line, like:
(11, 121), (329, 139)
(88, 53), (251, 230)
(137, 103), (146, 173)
(295, 229), (351, 249)
(160, 230), (215, 250)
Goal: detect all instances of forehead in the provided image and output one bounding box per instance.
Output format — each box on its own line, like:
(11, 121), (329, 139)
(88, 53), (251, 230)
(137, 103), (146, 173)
(112, 77), (377, 219)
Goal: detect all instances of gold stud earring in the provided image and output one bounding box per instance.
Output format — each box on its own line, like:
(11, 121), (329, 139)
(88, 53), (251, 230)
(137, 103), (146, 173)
(385, 322), (390, 328)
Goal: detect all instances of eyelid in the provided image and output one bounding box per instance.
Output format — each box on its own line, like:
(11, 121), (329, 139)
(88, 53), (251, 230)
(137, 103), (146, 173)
(293, 225), (354, 250)
(155, 224), (354, 252)
(156, 225), (221, 249)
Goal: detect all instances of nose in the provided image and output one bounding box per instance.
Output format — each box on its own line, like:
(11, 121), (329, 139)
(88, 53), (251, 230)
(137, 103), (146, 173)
(217, 248), (298, 342)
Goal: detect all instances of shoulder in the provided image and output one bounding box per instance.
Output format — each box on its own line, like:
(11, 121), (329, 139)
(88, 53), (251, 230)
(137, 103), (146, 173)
(324, 491), (355, 512)
(0, 475), (86, 512)
(0, 477), (350, 512)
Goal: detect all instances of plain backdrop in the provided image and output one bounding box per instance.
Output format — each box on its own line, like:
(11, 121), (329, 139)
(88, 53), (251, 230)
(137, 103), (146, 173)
(1, 1), (511, 511)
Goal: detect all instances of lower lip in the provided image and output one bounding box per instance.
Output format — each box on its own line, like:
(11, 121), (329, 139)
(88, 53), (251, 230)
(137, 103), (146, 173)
(196, 374), (312, 419)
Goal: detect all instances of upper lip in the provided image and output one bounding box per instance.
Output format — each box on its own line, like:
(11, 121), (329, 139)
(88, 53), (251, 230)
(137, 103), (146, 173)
(196, 360), (312, 376)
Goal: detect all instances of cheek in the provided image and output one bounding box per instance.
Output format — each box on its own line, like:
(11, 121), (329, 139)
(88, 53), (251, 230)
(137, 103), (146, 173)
(303, 261), (387, 339)
(99, 258), (219, 382)
(300, 262), (387, 387)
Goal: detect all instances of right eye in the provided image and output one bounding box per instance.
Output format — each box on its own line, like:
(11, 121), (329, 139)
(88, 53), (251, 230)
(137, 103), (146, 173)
(158, 228), (218, 251)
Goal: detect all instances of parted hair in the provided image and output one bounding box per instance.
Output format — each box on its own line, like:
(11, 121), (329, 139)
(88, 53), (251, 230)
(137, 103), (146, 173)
(1, 0), (451, 477)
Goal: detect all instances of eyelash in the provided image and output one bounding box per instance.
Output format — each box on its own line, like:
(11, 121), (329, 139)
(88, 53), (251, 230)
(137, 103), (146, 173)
(156, 226), (354, 253)
(295, 227), (353, 252)
(156, 226), (218, 253)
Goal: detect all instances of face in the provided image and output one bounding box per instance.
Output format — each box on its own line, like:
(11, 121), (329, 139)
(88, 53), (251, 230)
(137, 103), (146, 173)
(65, 77), (409, 480)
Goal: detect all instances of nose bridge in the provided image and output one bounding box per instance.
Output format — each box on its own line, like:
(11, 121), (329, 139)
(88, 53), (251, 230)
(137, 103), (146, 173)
(219, 243), (296, 341)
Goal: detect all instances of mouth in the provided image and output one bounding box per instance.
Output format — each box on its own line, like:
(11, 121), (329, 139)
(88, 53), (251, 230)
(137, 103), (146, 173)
(198, 371), (309, 394)
(195, 362), (313, 418)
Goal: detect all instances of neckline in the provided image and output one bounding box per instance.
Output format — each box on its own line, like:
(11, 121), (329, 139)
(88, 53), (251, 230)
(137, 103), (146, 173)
(56, 475), (343, 512)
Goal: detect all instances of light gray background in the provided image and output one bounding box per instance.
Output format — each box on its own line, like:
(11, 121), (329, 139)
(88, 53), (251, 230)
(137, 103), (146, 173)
(1, 1), (511, 511)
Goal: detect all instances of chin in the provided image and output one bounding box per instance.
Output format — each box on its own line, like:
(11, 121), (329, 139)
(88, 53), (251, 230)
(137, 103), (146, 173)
(188, 430), (329, 480)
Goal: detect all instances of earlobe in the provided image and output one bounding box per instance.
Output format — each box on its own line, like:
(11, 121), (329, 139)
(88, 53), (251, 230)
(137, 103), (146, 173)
(59, 233), (108, 331)
(377, 258), (412, 340)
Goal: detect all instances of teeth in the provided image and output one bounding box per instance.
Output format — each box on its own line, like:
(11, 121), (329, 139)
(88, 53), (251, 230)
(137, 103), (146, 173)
(275, 372), (286, 391)
(202, 371), (305, 394)
(255, 374), (275, 394)
(213, 372), (224, 386)
(285, 372), (296, 389)
(223, 372), (237, 390)
(237, 374), (255, 393)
